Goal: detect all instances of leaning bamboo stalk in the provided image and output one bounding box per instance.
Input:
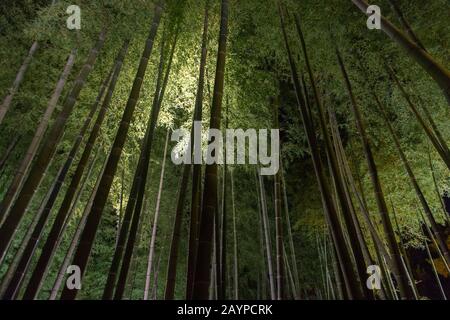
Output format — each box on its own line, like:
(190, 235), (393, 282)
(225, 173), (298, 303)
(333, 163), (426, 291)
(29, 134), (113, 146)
(272, 96), (284, 300)
(416, 98), (450, 160)
(125, 202), (147, 300)
(322, 235), (333, 300)
(280, 168), (300, 299)
(218, 100), (229, 300)
(230, 169), (239, 300)
(125, 195), (148, 299)
(386, 66), (450, 169)
(49, 153), (107, 300)
(144, 130), (170, 300)
(117, 166), (126, 245)
(255, 171), (268, 299)
(0, 41), (39, 125)
(316, 232), (327, 299)
(351, 0), (450, 102)
(282, 244), (296, 299)
(38, 149), (102, 299)
(0, 50), (76, 222)
(258, 173), (276, 300)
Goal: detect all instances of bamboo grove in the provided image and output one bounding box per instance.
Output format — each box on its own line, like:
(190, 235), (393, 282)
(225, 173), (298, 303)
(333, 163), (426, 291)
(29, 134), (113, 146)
(0, 0), (449, 300)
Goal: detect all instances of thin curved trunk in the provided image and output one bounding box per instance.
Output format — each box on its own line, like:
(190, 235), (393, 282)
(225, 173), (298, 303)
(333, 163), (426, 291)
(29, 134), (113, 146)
(0, 41), (39, 125)
(255, 171), (267, 299)
(0, 31), (106, 263)
(117, 166), (126, 245)
(280, 168), (300, 299)
(275, 174), (285, 300)
(144, 130), (170, 300)
(230, 169), (239, 300)
(278, 3), (361, 299)
(282, 244), (296, 299)
(272, 96), (284, 300)
(258, 173), (276, 300)
(0, 50), (76, 222)
(218, 152), (227, 300)
(60, 3), (163, 300)
(351, 0), (450, 103)
(336, 48), (413, 299)
(214, 176), (222, 300)
(274, 171), (284, 301)
(192, 0), (229, 300)
(22, 40), (130, 300)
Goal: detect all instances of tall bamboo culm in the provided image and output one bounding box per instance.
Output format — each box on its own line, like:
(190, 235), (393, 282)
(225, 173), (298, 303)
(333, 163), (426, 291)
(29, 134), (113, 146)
(60, 2), (164, 300)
